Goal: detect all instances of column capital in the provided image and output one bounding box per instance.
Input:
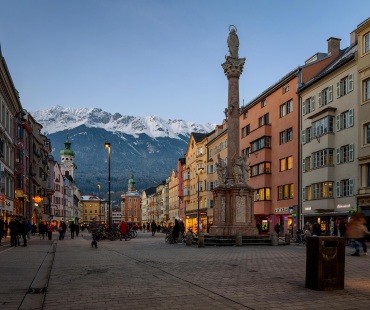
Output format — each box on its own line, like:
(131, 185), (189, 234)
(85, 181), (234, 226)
(221, 57), (246, 78)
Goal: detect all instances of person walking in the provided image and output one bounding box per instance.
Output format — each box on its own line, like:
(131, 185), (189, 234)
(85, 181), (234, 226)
(69, 221), (76, 239)
(339, 219), (347, 237)
(75, 223), (80, 237)
(119, 220), (128, 241)
(20, 218), (28, 247)
(26, 220), (32, 240)
(39, 221), (46, 240)
(89, 218), (100, 248)
(172, 219), (180, 244)
(347, 212), (369, 256)
(9, 217), (19, 247)
(31, 223), (37, 236)
(47, 222), (54, 240)
(151, 220), (157, 236)
(274, 222), (281, 236)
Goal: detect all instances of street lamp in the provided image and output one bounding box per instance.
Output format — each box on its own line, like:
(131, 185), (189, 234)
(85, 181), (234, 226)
(197, 168), (204, 233)
(104, 142), (111, 227)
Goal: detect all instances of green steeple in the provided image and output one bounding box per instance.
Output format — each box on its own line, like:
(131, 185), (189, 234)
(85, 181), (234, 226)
(60, 132), (75, 156)
(128, 174), (136, 191)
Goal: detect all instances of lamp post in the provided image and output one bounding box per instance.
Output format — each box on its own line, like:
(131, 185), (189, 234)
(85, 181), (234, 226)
(197, 168), (204, 233)
(104, 143), (111, 227)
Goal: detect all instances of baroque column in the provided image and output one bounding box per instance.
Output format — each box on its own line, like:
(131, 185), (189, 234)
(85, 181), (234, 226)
(209, 26), (257, 236)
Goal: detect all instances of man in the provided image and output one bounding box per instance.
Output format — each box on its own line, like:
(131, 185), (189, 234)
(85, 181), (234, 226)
(89, 218), (100, 248)
(0, 216), (4, 246)
(118, 220), (128, 241)
(69, 221), (76, 239)
(151, 220), (157, 236)
(20, 218), (28, 247)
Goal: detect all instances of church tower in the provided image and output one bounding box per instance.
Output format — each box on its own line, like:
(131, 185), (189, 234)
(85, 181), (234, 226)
(127, 174), (136, 192)
(60, 133), (76, 179)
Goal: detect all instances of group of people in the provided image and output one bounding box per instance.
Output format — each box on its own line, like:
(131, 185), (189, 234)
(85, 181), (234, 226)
(0, 216), (33, 247)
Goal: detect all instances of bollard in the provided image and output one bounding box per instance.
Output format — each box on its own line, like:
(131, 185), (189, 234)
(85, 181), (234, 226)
(235, 232), (242, 246)
(186, 231), (192, 246)
(271, 232), (278, 246)
(198, 232), (205, 248)
(285, 233), (290, 245)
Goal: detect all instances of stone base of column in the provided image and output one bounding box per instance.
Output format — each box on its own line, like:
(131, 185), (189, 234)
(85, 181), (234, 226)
(209, 225), (258, 236)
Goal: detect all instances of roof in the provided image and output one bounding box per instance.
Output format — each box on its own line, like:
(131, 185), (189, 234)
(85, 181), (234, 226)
(142, 186), (157, 196)
(191, 132), (209, 142)
(298, 44), (358, 92)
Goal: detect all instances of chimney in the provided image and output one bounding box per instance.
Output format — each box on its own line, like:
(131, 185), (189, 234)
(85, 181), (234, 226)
(327, 37), (341, 54)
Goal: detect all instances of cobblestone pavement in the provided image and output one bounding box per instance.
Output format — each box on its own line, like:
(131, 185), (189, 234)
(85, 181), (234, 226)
(0, 232), (370, 310)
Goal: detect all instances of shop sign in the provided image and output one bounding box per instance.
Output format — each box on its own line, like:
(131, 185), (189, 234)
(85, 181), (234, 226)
(275, 207), (289, 213)
(0, 199), (13, 212)
(337, 204), (350, 209)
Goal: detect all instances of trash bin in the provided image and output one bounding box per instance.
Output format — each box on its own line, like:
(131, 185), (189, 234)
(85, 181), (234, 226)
(305, 236), (345, 291)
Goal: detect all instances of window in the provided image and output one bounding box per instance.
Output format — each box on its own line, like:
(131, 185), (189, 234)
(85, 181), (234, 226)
(254, 188), (271, 201)
(336, 109), (354, 131)
(241, 124), (250, 138)
(258, 113), (269, 127)
(280, 156), (293, 171)
(243, 112), (248, 119)
(278, 184), (294, 200)
(336, 144), (354, 164)
(302, 96), (315, 115)
(312, 149), (334, 169)
(364, 32), (370, 53)
(365, 123), (370, 145)
(261, 100), (266, 108)
(280, 99), (293, 117)
(336, 74), (354, 98)
(312, 116), (334, 137)
(241, 147), (251, 159)
(302, 156), (311, 172)
(250, 162), (271, 177)
(251, 136), (271, 152)
(336, 179), (354, 197)
(303, 186), (312, 201)
(311, 181), (334, 199)
(318, 86), (333, 107)
(283, 84), (290, 94)
(363, 78), (370, 102)
(280, 128), (293, 144)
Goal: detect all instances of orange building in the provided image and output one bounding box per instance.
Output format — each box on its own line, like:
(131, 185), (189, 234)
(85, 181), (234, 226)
(120, 175), (141, 226)
(240, 38), (341, 235)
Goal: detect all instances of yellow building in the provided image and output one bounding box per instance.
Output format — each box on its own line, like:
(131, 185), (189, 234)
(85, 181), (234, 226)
(168, 169), (179, 225)
(184, 132), (210, 233)
(80, 195), (104, 225)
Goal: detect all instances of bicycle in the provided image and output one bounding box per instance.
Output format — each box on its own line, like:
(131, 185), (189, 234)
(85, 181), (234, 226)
(165, 229), (175, 243)
(291, 230), (306, 245)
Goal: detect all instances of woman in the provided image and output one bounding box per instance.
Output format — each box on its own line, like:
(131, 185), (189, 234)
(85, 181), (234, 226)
(38, 222), (46, 240)
(347, 213), (369, 256)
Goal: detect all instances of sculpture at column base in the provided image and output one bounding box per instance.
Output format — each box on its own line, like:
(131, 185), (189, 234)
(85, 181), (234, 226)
(209, 183), (258, 237)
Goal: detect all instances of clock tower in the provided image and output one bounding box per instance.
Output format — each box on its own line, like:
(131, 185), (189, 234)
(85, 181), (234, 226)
(60, 133), (76, 179)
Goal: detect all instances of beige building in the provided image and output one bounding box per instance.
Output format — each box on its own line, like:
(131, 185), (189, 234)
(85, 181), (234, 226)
(184, 132), (209, 233)
(80, 195), (103, 225)
(299, 37), (358, 233)
(355, 18), (370, 219)
(205, 122), (228, 229)
(168, 169), (179, 224)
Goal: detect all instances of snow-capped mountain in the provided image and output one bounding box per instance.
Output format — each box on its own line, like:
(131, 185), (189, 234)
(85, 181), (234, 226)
(31, 105), (215, 139)
(31, 106), (216, 194)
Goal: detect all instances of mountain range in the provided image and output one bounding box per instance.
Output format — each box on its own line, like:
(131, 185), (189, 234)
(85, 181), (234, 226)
(31, 106), (215, 195)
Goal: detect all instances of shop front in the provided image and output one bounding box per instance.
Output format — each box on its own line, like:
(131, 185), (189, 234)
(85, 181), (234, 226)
(185, 213), (197, 233)
(302, 211), (351, 236)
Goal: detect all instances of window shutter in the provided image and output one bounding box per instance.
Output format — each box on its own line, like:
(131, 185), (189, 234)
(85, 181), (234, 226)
(336, 114), (341, 131)
(302, 159), (306, 172)
(328, 86), (333, 102)
(348, 74), (354, 92)
(318, 92), (322, 107)
(336, 181), (341, 197)
(301, 130), (306, 144)
(336, 82), (341, 98)
(349, 144), (354, 161)
(349, 179), (354, 196)
(311, 95), (315, 111)
(302, 101), (306, 115)
(349, 108), (354, 127)
(302, 188), (306, 201)
(336, 148), (341, 164)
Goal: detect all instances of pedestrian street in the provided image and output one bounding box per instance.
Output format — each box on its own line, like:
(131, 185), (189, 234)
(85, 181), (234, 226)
(1, 232), (370, 310)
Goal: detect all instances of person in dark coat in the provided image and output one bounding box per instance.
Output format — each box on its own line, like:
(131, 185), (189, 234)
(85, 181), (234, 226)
(339, 220), (347, 237)
(20, 218), (28, 246)
(38, 222), (46, 240)
(0, 216), (4, 246)
(69, 221), (76, 239)
(9, 217), (18, 247)
(75, 223), (80, 237)
(172, 219), (180, 243)
(274, 223), (281, 236)
(150, 220), (157, 236)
